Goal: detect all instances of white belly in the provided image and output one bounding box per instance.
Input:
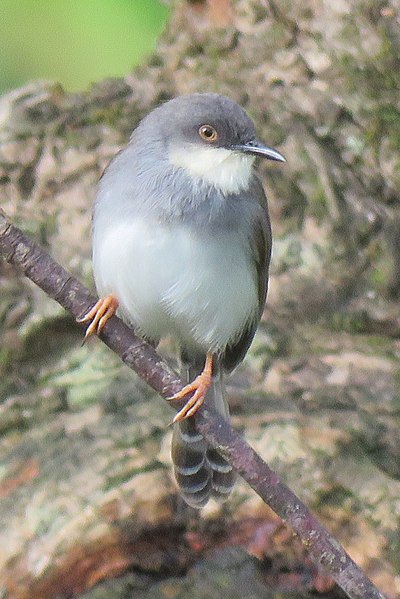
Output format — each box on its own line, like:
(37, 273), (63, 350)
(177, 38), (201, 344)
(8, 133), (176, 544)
(93, 218), (258, 353)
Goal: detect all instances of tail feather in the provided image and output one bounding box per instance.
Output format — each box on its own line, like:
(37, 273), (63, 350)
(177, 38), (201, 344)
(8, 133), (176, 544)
(207, 447), (236, 503)
(171, 360), (235, 508)
(171, 418), (211, 507)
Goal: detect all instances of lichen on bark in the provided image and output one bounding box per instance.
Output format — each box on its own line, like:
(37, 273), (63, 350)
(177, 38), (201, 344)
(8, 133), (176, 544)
(1, 1), (400, 598)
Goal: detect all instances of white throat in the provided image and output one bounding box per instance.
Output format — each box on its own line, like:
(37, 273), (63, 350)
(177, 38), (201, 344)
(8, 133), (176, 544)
(169, 143), (255, 194)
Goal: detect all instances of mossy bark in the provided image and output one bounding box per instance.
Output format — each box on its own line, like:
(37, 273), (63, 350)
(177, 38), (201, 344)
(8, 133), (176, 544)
(0, 1), (399, 597)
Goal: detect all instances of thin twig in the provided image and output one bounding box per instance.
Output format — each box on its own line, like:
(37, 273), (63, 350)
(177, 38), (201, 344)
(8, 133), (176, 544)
(0, 209), (387, 599)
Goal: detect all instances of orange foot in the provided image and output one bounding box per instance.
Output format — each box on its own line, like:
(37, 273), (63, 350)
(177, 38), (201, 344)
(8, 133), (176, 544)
(169, 353), (213, 422)
(77, 295), (119, 341)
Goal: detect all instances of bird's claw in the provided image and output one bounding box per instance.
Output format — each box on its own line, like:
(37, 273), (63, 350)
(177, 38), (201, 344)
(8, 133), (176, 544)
(77, 295), (119, 341)
(169, 369), (212, 422)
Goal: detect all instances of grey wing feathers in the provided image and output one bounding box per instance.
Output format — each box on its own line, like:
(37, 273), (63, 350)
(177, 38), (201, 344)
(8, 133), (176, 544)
(222, 176), (272, 372)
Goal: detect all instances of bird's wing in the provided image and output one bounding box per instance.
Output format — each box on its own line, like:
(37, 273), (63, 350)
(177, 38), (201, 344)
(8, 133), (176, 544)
(222, 176), (272, 372)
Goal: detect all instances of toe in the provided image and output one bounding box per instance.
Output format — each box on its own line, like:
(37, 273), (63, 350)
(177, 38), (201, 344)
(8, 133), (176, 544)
(172, 388), (206, 422)
(168, 383), (196, 402)
(77, 295), (118, 338)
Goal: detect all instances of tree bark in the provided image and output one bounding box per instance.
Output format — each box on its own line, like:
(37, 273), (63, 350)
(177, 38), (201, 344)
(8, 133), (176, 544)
(1, 1), (399, 597)
(0, 209), (387, 599)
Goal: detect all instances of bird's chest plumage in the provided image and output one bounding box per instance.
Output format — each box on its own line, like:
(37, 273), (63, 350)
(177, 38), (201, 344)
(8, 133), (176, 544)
(93, 216), (258, 352)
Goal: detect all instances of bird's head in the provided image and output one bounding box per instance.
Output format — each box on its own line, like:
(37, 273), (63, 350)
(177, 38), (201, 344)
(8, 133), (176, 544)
(132, 93), (285, 195)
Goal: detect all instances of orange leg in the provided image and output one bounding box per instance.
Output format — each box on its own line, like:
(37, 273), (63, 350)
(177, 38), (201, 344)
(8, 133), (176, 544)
(77, 295), (119, 340)
(170, 352), (214, 423)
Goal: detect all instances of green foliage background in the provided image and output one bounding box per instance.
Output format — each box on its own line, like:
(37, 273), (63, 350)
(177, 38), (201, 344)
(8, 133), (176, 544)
(0, 0), (170, 94)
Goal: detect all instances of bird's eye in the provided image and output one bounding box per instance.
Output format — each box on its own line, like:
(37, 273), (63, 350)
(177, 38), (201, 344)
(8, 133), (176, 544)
(198, 125), (218, 142)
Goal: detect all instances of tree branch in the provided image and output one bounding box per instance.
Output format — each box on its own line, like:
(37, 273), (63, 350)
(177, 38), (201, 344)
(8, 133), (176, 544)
(0, 209), (387, 599)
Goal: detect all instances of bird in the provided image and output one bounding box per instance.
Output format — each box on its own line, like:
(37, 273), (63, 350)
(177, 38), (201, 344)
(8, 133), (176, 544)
(78, 93), (285, 507)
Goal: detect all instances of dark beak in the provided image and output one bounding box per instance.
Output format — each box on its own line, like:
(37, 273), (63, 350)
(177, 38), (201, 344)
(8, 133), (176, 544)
(231, 140), (286, 162)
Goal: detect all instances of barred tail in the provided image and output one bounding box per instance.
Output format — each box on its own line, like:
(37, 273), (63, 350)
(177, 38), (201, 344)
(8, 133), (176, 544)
(171, 364), (235, 508)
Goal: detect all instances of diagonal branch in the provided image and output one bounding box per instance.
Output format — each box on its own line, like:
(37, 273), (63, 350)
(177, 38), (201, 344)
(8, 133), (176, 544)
(0, 209), (387, 599)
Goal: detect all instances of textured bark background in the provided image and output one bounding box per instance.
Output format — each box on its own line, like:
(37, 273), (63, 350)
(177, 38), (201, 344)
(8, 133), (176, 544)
(1, 1), (400, 598)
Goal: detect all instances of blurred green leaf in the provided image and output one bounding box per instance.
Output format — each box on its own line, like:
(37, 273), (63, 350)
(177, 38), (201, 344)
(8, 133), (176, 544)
(0, 0), (170, 93)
